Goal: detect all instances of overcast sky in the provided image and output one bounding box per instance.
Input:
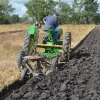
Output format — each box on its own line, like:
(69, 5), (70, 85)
(10, 0), (100, 17)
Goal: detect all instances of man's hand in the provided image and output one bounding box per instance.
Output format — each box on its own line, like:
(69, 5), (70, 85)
(43, 20), (46, 24)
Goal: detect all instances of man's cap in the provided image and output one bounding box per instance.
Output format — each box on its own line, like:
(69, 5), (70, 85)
(54, 12), (59, 16)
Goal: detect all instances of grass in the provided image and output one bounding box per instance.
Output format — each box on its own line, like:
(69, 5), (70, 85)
(0, 24), (30, 32)
(0, 24), (95, 92)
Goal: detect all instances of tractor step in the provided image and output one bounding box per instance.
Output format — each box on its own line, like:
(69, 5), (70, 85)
(37, 43), (63, 48)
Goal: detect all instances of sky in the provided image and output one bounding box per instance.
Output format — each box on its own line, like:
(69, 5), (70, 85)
(10, 0), (100, 17)
(10, 0), (29, 17)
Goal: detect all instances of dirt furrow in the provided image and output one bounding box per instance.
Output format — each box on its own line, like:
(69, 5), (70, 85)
(2, 26), (100, 100)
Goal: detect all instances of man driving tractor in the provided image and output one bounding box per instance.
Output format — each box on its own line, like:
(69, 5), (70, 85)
(18, 12), (71, 80)
(43, 12), (61, 42)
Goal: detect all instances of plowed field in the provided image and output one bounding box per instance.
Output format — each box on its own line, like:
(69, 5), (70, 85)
(1, 26), (100, 100)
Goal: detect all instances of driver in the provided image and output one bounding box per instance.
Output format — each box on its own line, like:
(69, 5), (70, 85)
(43, 12), (61, 41)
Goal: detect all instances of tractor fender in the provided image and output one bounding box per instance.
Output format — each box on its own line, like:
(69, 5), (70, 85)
(56, 27), (63, 38)
(28, 26), (39, 35)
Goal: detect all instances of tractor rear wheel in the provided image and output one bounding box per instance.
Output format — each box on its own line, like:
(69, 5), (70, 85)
(62, 32), (71, 61)
(23, 32), (35, 55)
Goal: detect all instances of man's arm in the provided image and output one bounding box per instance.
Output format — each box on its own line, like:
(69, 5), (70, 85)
(54, 19), (58, 27)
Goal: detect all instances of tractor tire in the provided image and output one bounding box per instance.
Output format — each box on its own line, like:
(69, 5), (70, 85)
(23, 32), (34, 54)
(18, 50), (26, 69)
(62, 32), (71, 61)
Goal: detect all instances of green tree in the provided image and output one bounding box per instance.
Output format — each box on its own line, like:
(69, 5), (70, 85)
(71, 0), (99, 24)
(10, 14), (20, 23)
(19, 15), (30, 23)
(57, 0), (73, 24)
(0, 0), (15, 24)
(0, 3), (4, 23)
(72, 0), (85, 24)
(84, 0), (99, 24)
(93, 13), (100, 24)
(25, 0), (57, 23)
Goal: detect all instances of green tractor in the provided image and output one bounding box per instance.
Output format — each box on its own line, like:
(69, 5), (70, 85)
(18, 23), (71, 80)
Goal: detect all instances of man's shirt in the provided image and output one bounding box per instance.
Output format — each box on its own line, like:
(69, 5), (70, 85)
(43, 15), (58, 30)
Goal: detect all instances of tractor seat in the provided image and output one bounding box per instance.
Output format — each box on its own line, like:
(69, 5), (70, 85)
(45, 29), (55, 35)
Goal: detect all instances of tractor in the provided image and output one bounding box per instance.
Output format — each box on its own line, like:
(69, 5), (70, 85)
(18, 23), (71, 81)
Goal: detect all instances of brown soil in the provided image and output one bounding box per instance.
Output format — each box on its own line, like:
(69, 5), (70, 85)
(1, 26), (100, 100)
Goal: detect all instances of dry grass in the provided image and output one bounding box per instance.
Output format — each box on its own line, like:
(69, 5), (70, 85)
(60, 24), (95, 48)
(0, 24), (30, 32)
(0, 24), (95, 92)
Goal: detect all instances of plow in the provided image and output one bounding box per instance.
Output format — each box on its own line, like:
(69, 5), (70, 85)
(18, 23), (71, 81)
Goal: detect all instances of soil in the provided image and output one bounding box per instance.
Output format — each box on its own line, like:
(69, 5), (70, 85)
(1, 26), (100, 100)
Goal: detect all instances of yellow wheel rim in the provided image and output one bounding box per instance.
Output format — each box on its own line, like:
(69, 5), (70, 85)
(68, 40), (71, 61)
(29, 35), (34, 52)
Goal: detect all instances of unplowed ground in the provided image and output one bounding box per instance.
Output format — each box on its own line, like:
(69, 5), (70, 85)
(2, 26), (100, 100)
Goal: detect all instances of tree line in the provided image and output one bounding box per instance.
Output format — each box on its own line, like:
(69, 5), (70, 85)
(0, 0), (100, 24)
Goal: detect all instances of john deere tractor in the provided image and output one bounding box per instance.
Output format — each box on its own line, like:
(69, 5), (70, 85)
(18, 23), (71, 80)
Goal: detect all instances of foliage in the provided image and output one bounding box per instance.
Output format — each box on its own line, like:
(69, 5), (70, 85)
(84, 0), (99, 24)
(71, 0), (99, 24)
(0, 0), (100, 24)
(19, 15), (31, 24)
(57, 0), (73, 24)
(0, 0), (15, 24)
(10, 14), (20, 24)
(25, 0), (57, 23)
